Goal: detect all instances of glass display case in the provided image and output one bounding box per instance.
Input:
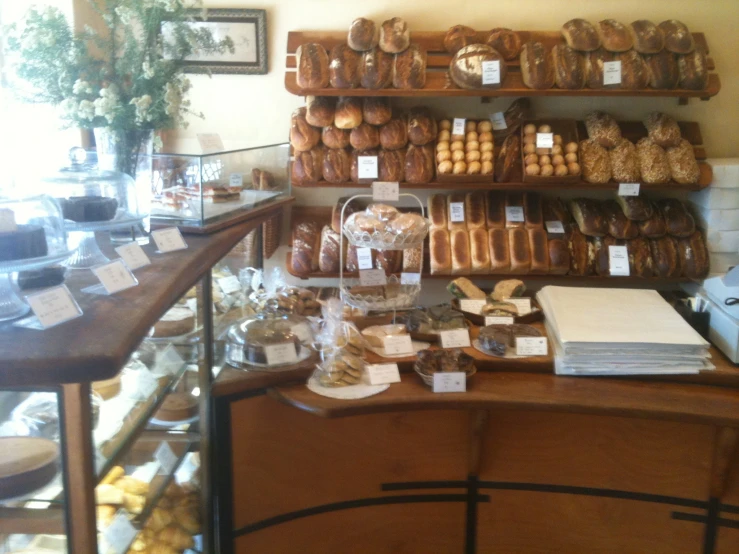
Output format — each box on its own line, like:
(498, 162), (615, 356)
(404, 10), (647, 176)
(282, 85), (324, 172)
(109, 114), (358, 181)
(150, 144), (289, 231)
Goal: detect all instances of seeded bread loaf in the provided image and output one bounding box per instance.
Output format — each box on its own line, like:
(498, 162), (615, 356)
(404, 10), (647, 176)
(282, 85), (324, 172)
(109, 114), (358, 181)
(665, 139), (700, 185)
(609, 138), (641, 183)
(636, 137), (671, 184)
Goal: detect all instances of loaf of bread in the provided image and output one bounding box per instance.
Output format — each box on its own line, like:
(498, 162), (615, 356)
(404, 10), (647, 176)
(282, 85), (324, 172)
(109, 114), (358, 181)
(509, 228), (531, 274)
(450, 228), (471, 275)
(569, 198), (608, 237)
(638, 203), (668, 238)
(656, 198), (696, 238)
(322, 148), (351, 183)
(318, 225), (343, 273)
(380, 116), (408, 150)
(393, 44), (427, 89)
(494, 134), (520, 182)
(552, 44), (586, 89)
(334, 97), (363, 129)
(290, 108), (320, 152)
(350, 149), (378, 183)
(331, 196), (360, 233)
(678, 230), (709, 279)
(329, 44), (360, 89)
(380, 17), (410, 54)
(404, 144), (434, 183)
(579, 138), (612, 184)
(542, 197), (573, 231)
(602, 199), (639, 239)
(598, 19), (633, 52)
(348, 18), (378, 52)
(291, 221), (321, 275)
(592, 235), (614, 276)
(444, 25), (476, 54)
(376, 249), (402, 274)
(403, 246), (423, 273)
(616, 50), (650, 89)
(469, 228), (490, 274)
(630, 20), (665, 54)
(306, 96), (336, 127)
(488, 228), (511, 273)
(349, 123), (380, 151)
(616, 195), (653, 221)
(295, 43), (330, 89)
(628, 237), (655, 277)
(292, 146), (324, 184)
(378, 149), (404, 182)
(321, 124), (350, 149)
(659, 20), (695, 54)
(450, 44), (508, 90)
(461, 192), (484, 231)
(430, 228), (452, 275)
(362, 97), (392, 126)
(585, 111), (622, 148)
(523, 193), (543, 230)
(584, 48), (614, 89)
(645, 50), (679, 89)
(678, 47), (708, 90)
(528, 228), (549, 274)
(636, 137), (671, 184)
(520, 41), (555, 90)
(644, 112), (681, 148)
(486, 191), (506, 229)
(561, 19), (601, 51)
(505, 192), (525, 229)
(486, 28), (522, 60)
(447, 192), (467, 231)
(345, 244), (367, 273)
(649, 235), (681, 277)
(568, 227), (592, 276)
(548, 238), (571, 275)
(666, 139), (700, 185)
(428, 194), (448, 229)
(359, 47), (393, 89)
(609, 138), (641, 183)
(407, 107), (436, 145)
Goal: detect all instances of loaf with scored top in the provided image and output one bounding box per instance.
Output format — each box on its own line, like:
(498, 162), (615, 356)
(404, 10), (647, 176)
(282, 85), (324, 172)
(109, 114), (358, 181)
(677, 230), (709, 279)
(645, 50), (679, 89)
(649, 235), (681, 278)
(393, 44), (427, 89)
(561, 19), (601, 51)
(569, 198), (608, 237)
(636, 137), (671, 184)
(296, 43), (329, 89)
(659, 20), (695, 54)
(329, 44), (360, 89)
(520, 41), (555, 90)
(486, 28), (521, 60)
(305, 96), (336, 127)
(678, 47), (708, 90)
(553, 44), (585, 89)
(359, 47), (393, 89)
(444, 25), (476, 55)
(598, 20), (633, 52)
(630, 20), (665, 54)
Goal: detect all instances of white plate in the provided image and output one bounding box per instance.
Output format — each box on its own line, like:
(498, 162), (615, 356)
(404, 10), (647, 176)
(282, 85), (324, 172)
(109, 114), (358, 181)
(368, 340), (430, 359)
(306, 375), (389, 400)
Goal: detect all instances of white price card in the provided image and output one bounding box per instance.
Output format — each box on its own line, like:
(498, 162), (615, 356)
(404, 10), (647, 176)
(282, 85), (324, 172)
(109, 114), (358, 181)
(536, 133), (554, 149)
(103, 512), (138, 554)
(505, 206), (525, 223)
(433, 372), (466, 393)
(367, 363), (401, 385)
(155, 344), (184, 375)
(359, 268), (387, 286)
(609, 245), (630, 276)
(440, 328), (472, 349)
(490, 111), (507, 131)
(603, 60), (622, 86)
(383, 335), (414, 355)
(482, 60), (501, 85)
(460, 299), (487, 314)
(265, 343), (299, 365)
(356, 247), (374, 270)
(92, 259), (138, 295)
(400, 272), (421, 285)
(618, 183), (641, 196)
(115, 242), (151, 271)
(229, 173), (243, 188)
(131, 461), (160, 484)
(545, 220), (565, 235)
(485, 316), (515, 325)
(137, 369), (159, 400)
(452, 118), (466, 137)
(218, 275), (242, 295)
(508, 297), (532, 316)
(291, 322), (312, 343)
(151, 227), (188, 253)
(155, 441), (178, 474)
(372, 181), (399, 201)
(450, 202), (465, 222)
(358, 156), (379, 179)
(196, 133), (224, 153)
(26, 285), (83, 329)
(515, 336), (548, 356)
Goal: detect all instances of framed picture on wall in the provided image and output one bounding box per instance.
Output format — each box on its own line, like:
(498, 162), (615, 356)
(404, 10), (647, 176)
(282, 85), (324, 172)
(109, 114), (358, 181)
(163, 8), (268, 75)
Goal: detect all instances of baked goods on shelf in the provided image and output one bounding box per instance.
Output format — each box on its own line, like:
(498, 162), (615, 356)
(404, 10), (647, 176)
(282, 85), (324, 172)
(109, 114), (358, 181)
(394, 44), (427, 89)
(569, 198), (608, 237)
(343, 203), (429, 249)
(296, 43), (330, 89)
(561, 18), (601, 52)
(329, 44), (361, 89)
(379, 17), (410, 54)
(609, 138), (641, 183)
(552, 44), (586, 89)
(583, 48), (613, 89)
(659, 20), (695, 54)
(443, 25), (476, 55)
(520, 41), (554, 90)
(585, 111), (621, 148)
(435, 118), (494, 178)
(636, 137), (672, 184)
(598, 19), (633, 52)
(579, 138), (611, 184)
(0, 210), (48, 261)
(616, 50), (650, 90)
(430, 228), (452, 275)
(645, 50), (679, 90)
(414, 348), (476, 386)
(486, 28), (521, 61)
(398, 304), (466, 339)
(447, 276), (486, 299)
(348, 17), (378, 52)
(522, 121), (580, 181)
(678, 47), (708, 90)
(665, 139), (700, 184)
(630, 20), (665, 54)
(478, 323), (542, 356)
(291, 221), (321, 275)
(359, 47), (393, 89)
(59, 196), (118, 222)
(361, 323), (407, 347)
(449, 44), (508, 90)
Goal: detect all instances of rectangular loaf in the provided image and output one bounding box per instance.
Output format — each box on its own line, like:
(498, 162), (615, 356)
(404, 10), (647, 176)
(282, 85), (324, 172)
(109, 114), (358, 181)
(450, 228), (471, 275)
(548, 238), (570, 275)
(466, 192), (487, 230)
(528, 228), (549, 274)
(488, 228), (511, 274)
(486, 191), (506, 229)
(508, 227), (531, 274)
(524, 193), (544, 230)
(447, 193), (467, 231)
(469, 228), (490, 274)
(429, 228), (452, 275)
(428, 194), (448, 229)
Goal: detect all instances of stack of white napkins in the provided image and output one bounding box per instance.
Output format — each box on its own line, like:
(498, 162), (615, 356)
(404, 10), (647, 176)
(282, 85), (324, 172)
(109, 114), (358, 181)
(536, 286), (714, 376)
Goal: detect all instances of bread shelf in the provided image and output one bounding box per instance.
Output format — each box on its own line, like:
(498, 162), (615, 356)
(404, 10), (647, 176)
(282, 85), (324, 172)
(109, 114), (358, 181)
(285, 30), (720, 101)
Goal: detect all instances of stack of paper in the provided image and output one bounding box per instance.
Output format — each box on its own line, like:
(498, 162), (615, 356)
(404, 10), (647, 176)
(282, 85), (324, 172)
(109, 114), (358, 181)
(536, 286), (713, 376)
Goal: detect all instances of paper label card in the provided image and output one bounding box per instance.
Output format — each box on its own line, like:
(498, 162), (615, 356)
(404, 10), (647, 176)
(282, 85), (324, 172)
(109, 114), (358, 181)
(515, 336), (548, 356)
(358, 156), (379, 179)
(264, 342), (299, 365)
(92, 259), (138, 295)
(460, 299), (486, 314)
(229, 173), (243, 188)
(603, 60), (622, 85)
(545, 220), (565, 234)
(218, 275), (241, 295)
(367, 363), (401, 385)
(609, 245), (630, 276)
(618, 183), (641, 196)
(440, 329), (472, 349)
(508, 297), (532, 316)
(26, 285), (83, 329)
(151, 227), (188, 253)
(114, 242), (151, 271)
(450, 202), (465, 222)
(291, 322), (312, 343)
(103, 512), (138, 554)
(137, 369), (159, 400)
(383, 335), (414, 355)
(433, 372), (466, 393)
(400, 272), (421, 285)
(452, 118), (466, 137)
(196, 133), (224, 153)
(536, 133), (554, 149)
(155, 441), (178, 474)
(490, 111), (507, 131)
(506, 206), (525, 223)
(359, 268), (387, 286)
(356, 247), (374, 270)
(372, 181), (399, 201)
(485, 316), (515, 325)
(154, 344), (184, 375)
(482, 60), (501, 85)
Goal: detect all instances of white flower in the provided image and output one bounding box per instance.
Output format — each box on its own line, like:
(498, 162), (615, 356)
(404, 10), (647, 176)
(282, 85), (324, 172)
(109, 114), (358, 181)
(59, 98), (78, 119)
(114, 6), (133, 25)
(130, 95), (153, 124)
(164, 81), (181, 117)
(142, 60), (155, 80)
(78, 100), (95, 120)
(72, 79), (93, 95)
(93, 86), (119, 124)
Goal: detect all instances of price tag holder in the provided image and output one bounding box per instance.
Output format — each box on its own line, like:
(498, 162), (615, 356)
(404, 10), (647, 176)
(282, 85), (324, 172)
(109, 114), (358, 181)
(356, 247), (373, 270)
(372, 181), (399, 201)
(218, 275), (241, 295)
(154, 344), (184, 376)
(450, 202), (465, 222)
(196, 133), (224, 153)
(137, 369), (159, 400)
(155, 441), (178, 474)
(103, 512), (138, 554)
(609, 245), (630, 276)
(545, 220), (565, 235)
(229, 173), (243, 188)
(481, 60), (501, 85)
(536, 132), (554, 149)
(359, 268), (387, 286)
(440, 329), (472, 349)
(485, 316), (515, 325)
(26, 285), (83, 329)
(433, 372), (466, 393)
(383, 335), (414, 356)
(400, 272), (421, 285)
(452, 118), (466, 137)
(358, 156), (379, 179)
(114, 242), (151, 271)
(618, 183), (640, 196)
(367, 363), (401, 385)
(265, 343), (299, 365)
(92, 259), (138, 295)
(151, 227), (188, 253)
(505, 206), (524, 223)
(490, 112), (507, 131)
(603, 60), (622, 86)
(460, 299), (486, 314)
(516, 336), (548, 356)
(508, 297), (532, 316)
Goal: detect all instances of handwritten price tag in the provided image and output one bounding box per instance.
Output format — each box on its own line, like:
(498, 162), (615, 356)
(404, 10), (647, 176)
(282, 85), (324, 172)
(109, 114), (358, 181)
(367, 363), (401, 385)
(372, 181), (399, 201)
(358, 156), (379, 179)
(359, 268), (387, 286)
(609, 245), (630, 276)
(155, 441), (178, 474)
(482, 60), (501, 85)
(115, 242), (151, 270)
(545, 220), (565, 234)
(265, 342), (299, 365)
(485, 316), (515, 325)
(383, 335), (414, 355)
(229, 173), (243, 188)
(618, 183), (640, 196)
(490, 112), (507, 131)
(515, 336), (548, 356)
(536, 133), (554, 149)
(450, 202), (465, 222)
(26, 285), (83, 329)
(505, 206), (524, 223)
(92, 259), (138, 295)
(433, 372), (466, 393)
(356, 247), (373, 270)
(440, 329), (471, 349)
(151, 227), (188, 253)
(452, 118), (466, 137)
(603, 60), (622, 85)
(508, 298), (531, 316)
(460, 299), (486, 314)
(400, 272), (421, 285)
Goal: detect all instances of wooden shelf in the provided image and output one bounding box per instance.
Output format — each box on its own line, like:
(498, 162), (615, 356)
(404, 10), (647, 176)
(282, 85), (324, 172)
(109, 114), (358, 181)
(285, 31), (720, 100)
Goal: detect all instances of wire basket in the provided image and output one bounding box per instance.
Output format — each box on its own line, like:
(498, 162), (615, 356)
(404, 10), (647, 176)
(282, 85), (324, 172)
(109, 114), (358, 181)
(340, 275), (421, 312)
(342, 220), (429, 251)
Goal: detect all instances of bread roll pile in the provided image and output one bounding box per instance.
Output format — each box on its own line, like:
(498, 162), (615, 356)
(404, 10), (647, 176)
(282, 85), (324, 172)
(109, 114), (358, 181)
(522, 123), (579, 178)
(436, 119), (494, 176)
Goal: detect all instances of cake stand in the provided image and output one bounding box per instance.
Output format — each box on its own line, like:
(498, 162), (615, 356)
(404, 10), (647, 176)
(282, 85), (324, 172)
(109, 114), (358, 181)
(63, 214), (148, 269)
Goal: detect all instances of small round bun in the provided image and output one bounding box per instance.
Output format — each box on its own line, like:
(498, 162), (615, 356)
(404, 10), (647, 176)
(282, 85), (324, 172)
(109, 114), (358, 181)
(439, 120), (451, 130)
(538, 124), (552, 133)
(539, 155), (551, 166)
(451, 150), (465, 162)
(568, 162), (581, 175)
(453, 161), (467, 174)
(451, 140), (465, 151)
(523, 143), (536, 155)
(465, 121), (477, 133)
(553, 134), (563, 145)
(565, 152), (578, 163)
(466, 131), (479, 142)
(466, 150), (481, 163)
(480, 142), (494, 153)
(436, 140), (450, 152)
(438, 130), (451, 142)
(477, 121), (493, 133)
(525, 163), (541, 176)
(551, 145), (563, 156)
(465, 140), (480, 152)
(540, 164), (554, 176)
(481, 160), (493, 174)
(478, 131), (493, 142)
(554, 164), (569, 176)
(524, 153), (538, 165)
(438, 160), (453, 174)
(523, 135), (536, 145)
(565, 142), (579, 153)
(437, 150), (451, 162)
(552, 154), (565, 166)
(523, 123), (537, 134)
(467, 161), (482, 174)
(481, 151), (494, 161)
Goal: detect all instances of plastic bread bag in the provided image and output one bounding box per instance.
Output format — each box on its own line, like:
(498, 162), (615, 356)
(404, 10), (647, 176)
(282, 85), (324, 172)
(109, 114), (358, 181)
(310, 298), (366, 387)
(2, 391), (102, 440)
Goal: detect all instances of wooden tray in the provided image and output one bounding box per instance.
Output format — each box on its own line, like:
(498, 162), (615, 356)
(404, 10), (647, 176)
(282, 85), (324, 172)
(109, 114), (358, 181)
(521, 119), (580, 184)
(452, 296), (544, 326)
(0, 437), (59, 500)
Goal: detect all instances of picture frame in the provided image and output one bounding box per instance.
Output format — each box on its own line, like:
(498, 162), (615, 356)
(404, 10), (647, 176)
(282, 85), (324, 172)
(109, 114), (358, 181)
(172, 8), (268, 75)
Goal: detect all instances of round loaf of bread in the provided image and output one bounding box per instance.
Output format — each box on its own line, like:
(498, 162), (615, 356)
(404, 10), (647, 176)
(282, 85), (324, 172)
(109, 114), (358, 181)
(363, 97), (392, 126)
(404, 144), (435, 183)
(444, 25), (476, 54)
(380, 116), (408, 150)
(666, 139), (700, 185)
(520, 41), (555, 90)
(636, 137), (671, 184)
(561, 19), (601, 51)
(379, 149), (405, 182)
(598, 19), (633, 52)
(379, 17), (410, 54)
(609, 138), (641, 183)
(407, 107), (437, 146)
(658, 19), (695, 54)
(678, 47), (708, 90)
(359, 47), (393, 89)
(579, 138), (612, 184)
(305, 96), (336, 127)
(322, 124), (350, 149)
(295, 43), (330, 89)
(584, 48), (614, 89)
(645, 49), (679, 89)
(290, 108), (320, 152)
(450, 44), (508, 90)
(350, 149), (379, 183)
(322, 148), (351, 183)
(393, 43), (427, 89)
(329, 44), (360, 89)
(292, 146), (325, 183)
(348, 17), (378, 52)
(584, 110), (622, 148)
(644, 112), (682, 148)
(486, 28), (521, 60)
(350, 123), (380, 150)
(334, 97), (363, 129)
(630, 20), (665, 54)
(552, 44), (586, 89)
(616, 50), (650, 90)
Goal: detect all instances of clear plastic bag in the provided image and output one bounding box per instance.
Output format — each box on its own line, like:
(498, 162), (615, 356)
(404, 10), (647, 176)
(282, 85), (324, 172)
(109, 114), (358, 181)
(311, 298), (367, 387)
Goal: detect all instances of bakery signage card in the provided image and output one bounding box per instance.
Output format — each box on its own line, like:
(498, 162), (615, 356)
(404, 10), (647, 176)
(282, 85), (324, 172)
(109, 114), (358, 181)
(400, 272), (421, 285)
(490, 112), (507, 130)
(152, 227), (188, 253)
(218, 275), (242, 295)
(264, 343), (299, 365)
(367, 363), (401, 385)
(460, 299), (486, 314)
(358, 156), (379, 179)
(609, 245), (630, 276)
(485, 316), (515, 325)
(115, 242), (151, 271)
(356, 247), (374, 270)
(383, 335), (414, 355)
(372, 181), (399, 201)
(433, 372), (466, 393)
(92, 259), (139, 295)
(26, 285), (83, 329)
(229, 173), (243, 187)
(155, 441), (178, 474)
(482, 60), (501, 85)
(440, 329), (472, 349)
(102, 511), (138, 554)
(508, 298), (532, 316)
(536, 132), (554, 149)
(505, 206), (525, 223)
(452, 118), (466, 137)
(450, 202), (465, 222)
(618, 183), (640, 196)
(603, 60), (622, 86)
(515, 336), (548, 356)
(545, 220), (566, 235)
(359, 268), (388, 286)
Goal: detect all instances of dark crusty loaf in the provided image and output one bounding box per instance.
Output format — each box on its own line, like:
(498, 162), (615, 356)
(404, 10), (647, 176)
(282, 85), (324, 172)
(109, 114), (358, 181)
(523, 193), (544, 230)
(592, 236), (614, 276)
(334, 97), (363, 129)
(543, 197), (573, 232)
(609, 138), (641, 183)
(638, 203), (668, 238)
(548, 238), (571, 275)
(666, 139), (700, 185)
(615, 195), (653, 221)
(291, 221), (321, 275)
(579, 138), (612, 184)
(644, 112), (681, 148)
(393, 43), (427, 89)
(350, 149), (379, 183)
(678, 48), (708, 90)
(552, 44), (586, 89)
(428, 194), (448, 229)
(306, 96), (336, 127)
(602, 199), (639, 239)
(677, 230), (709, 279)
(656, 198), (696, 238)
(450, 44), (508, 90)
(404, 144), (434, 183)
(376, 249), (402, 274)
(290, 107), (321, 152)
(380, 17), (410, 54)
(584, 48), (614, 89)
(296, 43), (329, 89)
(645, 50), (679, 89)
(520, 41), (555, 90)
(486, 191), (506, 229)
(469, 228), (491, 274)
(430, 228), (452, 275)
(407, 107), (437, 145)
(658, 20), (695, 54)
(349, 123), (380, 151)
(331, 196), (360, 233)
(378, 149), (404, 182)
(568, 227), (592, 276)
(488, 228), (511, 274)
(322, 148), (351, 183)
(362, 97), (392, 126)
(636, 137), (671, 184)
(319, 225), (343, 273)
(486, 28), (522, 61)
(585, 111), (622, 148)
(380, 115), (408, 150)
(466, 192), (487, 231)
(569, 198), (608, 237)
(495, 134), (520, 182)
(509, 228), (531, 274)
(627, 237), (654, 277)
(528, 228), (549, 274)
(630, 20), (665, 54)
(444, 25), (476, 55)
(292, 146), (324, 184)
(348, 18), (378, 52)
(561, 19), (601, 51)
(359, 47), (393, 89)
(616, 50), (650, 90)
(598, 19), (633, 52)
(321, 124), (350, 149)
(329, 44), (360, 89)
(649, 236), (681, 277)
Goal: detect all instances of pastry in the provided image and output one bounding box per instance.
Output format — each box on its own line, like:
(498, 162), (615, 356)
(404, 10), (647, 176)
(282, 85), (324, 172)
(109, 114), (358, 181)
(488, 228), (511, 274)
(321, 124), (350, 149)
(157, 524), (194, 550)
(677, 230), (709, 279)
(579, 138), (612, 184)
(414, 348), (475, 376)
(561, 18), (601, 51)
(644, 112), (682, 148)
(616, 50), (650, 90)
(349, 123), (380, 150)
(666, 139), (700, 185)
(450, 228), (471, 275)
(393, 43), (427, 89)
(469, 228), (491, 274)
(60, 196), (118, 222)
(658, 20), (695, 54)
(491, 279), (526, 301)
(153, 392), (197, 421)
(322, 148), (351, 183)
(552, 44), (585, 89)
(584, 48), (614, 89)
(359, 47), (394, 89)
(96, 484), (124, 505)
(486, 28), (521, 60)
(407, 107), (437, 145)
(430, 228), (452, 275)
(0, 210), (47, 261)
(636, 137), (671, 184)
(508, 227), (531, 274)
(656, 198), (696, 238)
(616, 195), (653, 221)
(348, 17), (378, 52)
(404, 144), (434, 183)
(388, 212), (425, 235)
(328, 44), (360, 89)
(292, 146), (324, 183)
(627, 236), (655, 277)
(630, 20), (665, 54)
(361, 324), (407, 347)
(291, 221), (321, 275)
(569, 198), (608, 237)
(378, 149), (405, 182)
(447, 277), (485, 299)
(380, 116), (408, 150)
(151, 306), (195, 338)
(609, 138), (641, 183)
(295, 43), (330, 89)
(366, 203), (399, 221)
(379, 17), (410, 54)
(638, 204), (668, 238)
(450, 44), (508, 89)
(114, 476), (149, 496)
(598, 19), (633, 52)
(678, 47), (709, 90)
(479, 323), (541, 354)
(362, 97), (392, 126)
(585, 111), (621, 148)
(649, 235), (682, 278)
(334, 97), (363, 129)
(520, 41), (555, 90)
(444, 25), (476, 55)
(645, 49), (679, 89)
(602, 199), (639, 239)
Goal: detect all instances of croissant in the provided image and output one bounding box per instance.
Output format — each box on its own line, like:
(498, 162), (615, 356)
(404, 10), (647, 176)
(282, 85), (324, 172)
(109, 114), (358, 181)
(145, 507), (173, 532)
(146, 542), (178, 554)
(157, 524), (194, 550)
(114, 476), (150, 496)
